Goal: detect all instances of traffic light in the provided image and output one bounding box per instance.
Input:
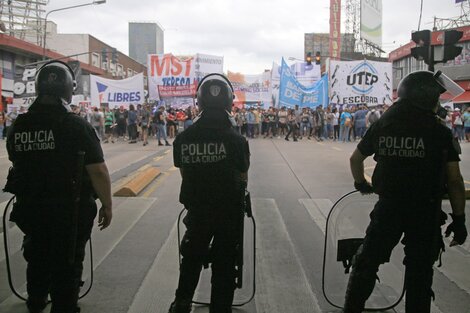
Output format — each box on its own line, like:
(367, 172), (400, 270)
(442, 29), (463, 62)
(410, 30), (431, 64)
(315, 51), (321, 65)
(111, 48), (118, 64)
(306, 52), (312, 65)
(101, 48), (108, 63)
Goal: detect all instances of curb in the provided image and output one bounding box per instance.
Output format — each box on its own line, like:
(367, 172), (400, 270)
(113, 167), (161, 197)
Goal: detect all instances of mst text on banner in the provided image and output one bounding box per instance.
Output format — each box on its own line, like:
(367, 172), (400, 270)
(278, 58), (328, 108)
(90, 73), (144, 109)
(329, 59), (392, 106)
(147, 53), (224, 101)
(148, 54), (195, 100)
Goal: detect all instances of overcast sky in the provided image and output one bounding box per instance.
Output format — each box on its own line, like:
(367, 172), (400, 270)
(45, 0), (466, 74)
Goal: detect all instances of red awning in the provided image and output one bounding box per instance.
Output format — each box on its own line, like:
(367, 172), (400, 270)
(441, 90), (470, 103)
(452, 90), (470, 103)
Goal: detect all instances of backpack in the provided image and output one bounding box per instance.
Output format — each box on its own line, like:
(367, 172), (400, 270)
(368, 111), (379, 124)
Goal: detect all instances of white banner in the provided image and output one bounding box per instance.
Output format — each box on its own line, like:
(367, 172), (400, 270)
(194, 53), (224, 80)
(361, 0), (383, 47)
(90, 73), (144, 109)
(228, 71), (272, 104)
(329, 60), (393, 106)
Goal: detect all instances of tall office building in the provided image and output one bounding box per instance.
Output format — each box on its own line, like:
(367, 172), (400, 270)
(129, 22), (164, 65)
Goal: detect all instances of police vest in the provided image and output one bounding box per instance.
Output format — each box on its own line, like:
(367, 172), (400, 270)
(365, 101), (456, 199)
(174, 122), (249, 207)
(7, 109), (85, 201)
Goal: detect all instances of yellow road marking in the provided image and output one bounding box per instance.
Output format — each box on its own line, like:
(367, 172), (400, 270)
(154, 156), (163, 162)
(332, 147), (342, 151)
(317, 142), (324, 146)
(142, 172), (169, 198)
(168, 166), (178, 172)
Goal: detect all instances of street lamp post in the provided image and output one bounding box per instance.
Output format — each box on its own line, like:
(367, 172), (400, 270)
(42, 0), (106, 60)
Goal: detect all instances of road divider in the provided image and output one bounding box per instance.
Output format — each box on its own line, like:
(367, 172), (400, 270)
(113, 167), (161, 197)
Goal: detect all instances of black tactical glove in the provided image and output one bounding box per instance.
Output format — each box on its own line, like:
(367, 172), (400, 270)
(354, 180), (373, 194)
(445, 214), (467, 245)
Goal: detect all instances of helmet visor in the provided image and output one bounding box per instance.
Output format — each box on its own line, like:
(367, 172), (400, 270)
(434, 71), (464, 99)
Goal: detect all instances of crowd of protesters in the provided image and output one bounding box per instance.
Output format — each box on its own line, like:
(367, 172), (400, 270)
(67, 102), (470, 146)
(232, 104), (386, 142)
(443, 105), (470, 143)
(72, 104), (198, 146)
(1, 102), (469, 144)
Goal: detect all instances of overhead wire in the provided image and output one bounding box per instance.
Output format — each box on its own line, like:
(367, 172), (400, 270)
(417, 0), (424, 30)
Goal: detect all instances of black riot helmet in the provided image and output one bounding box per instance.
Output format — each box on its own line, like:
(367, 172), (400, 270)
(196, 73), (234, 111)
(35, 60), (76, 104)
(397, 71), (446, 110)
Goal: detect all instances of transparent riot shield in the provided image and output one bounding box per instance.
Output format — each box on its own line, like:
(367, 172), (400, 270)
(177, 207), (256, 306)
(2, 196), (93, 301)
(322, 191), (405, 311)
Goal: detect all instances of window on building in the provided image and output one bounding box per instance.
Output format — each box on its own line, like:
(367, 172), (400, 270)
(128, 68), (133, 77)
(92, 53), (100, 67)
(117, 64), (124, 77)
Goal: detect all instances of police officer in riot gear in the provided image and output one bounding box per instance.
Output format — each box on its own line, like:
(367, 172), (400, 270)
(169, 74), (250, 313)
(5, 60), (113, 313)
(343, 70), (467, 313)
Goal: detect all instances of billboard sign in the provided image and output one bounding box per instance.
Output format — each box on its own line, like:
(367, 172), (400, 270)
(361, 0), (383, 47)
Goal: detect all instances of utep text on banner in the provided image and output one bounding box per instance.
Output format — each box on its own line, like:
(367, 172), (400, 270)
(329, 59), (392, 106)
(90, 73), (144, 109)
(278, 58), (329, 108)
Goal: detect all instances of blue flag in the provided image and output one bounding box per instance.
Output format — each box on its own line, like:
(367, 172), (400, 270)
(279, 58), (328, 108)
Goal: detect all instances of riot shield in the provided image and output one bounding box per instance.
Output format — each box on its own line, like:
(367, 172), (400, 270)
(2, 196), (93, 301)
(177, 207), (256, 306)
(322, 191), (405, 311)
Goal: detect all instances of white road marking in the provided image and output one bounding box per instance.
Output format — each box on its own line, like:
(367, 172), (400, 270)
(254, 198), (322, 313)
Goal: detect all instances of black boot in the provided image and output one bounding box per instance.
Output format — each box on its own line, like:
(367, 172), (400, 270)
(26, 297), (48, 313)
(168, 300), (191, 313)
(158, 141), (163, 146)
(165, 141), (172, 146)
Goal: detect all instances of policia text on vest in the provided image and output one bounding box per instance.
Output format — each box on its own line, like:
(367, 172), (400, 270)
(377, 136), (425, 158)
(180, 142), (227, 164)
(13, 130), (55, 151)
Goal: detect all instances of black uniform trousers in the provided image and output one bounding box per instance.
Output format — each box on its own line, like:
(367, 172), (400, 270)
(344, 197), (443, 313)
(176, 205), (242, 313)
(15, 198), (96, 313)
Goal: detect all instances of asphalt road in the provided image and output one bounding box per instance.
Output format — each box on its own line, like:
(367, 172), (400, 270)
(0, 135), (469, 313)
